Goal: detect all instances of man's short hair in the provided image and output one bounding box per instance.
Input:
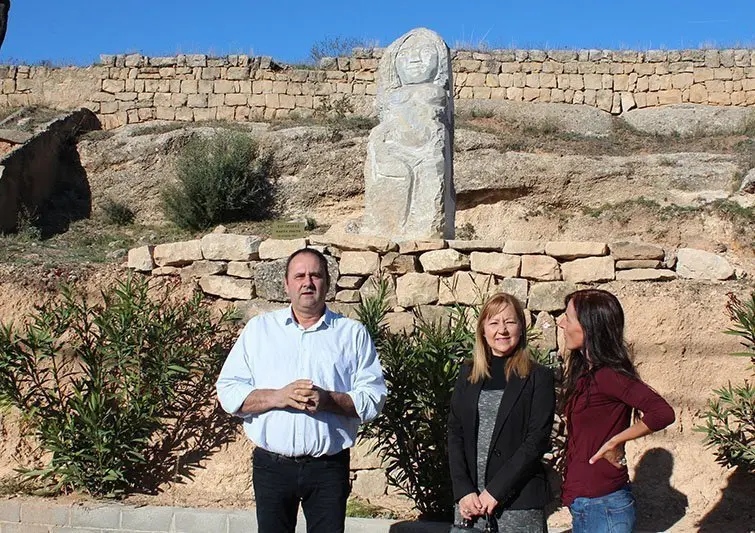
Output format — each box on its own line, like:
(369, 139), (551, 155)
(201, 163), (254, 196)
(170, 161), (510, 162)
(285, 248), (330, 286)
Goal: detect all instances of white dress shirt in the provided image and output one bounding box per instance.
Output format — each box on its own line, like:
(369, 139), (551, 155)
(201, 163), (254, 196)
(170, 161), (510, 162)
(216, 306), (387, 457)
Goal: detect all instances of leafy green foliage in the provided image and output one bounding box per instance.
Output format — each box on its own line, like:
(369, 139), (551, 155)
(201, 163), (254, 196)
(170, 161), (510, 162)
(0, 276), (237, 496)
(161, 132), (278, 230)
(696, 292), (755, 473)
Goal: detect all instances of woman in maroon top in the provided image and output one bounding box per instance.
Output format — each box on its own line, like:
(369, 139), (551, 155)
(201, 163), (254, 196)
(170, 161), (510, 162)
(557, 289), (675, 533)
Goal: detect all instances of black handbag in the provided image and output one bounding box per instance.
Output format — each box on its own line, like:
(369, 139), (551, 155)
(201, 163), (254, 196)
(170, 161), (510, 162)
(449, 513), (498, 533)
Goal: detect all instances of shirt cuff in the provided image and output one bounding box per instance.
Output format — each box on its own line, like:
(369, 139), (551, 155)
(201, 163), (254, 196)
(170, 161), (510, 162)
(347, 390), (379, 423)
(217, 383), (255, 416)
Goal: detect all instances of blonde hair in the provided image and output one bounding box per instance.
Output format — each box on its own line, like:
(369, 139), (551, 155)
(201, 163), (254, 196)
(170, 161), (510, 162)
(469, 293), (533, 384)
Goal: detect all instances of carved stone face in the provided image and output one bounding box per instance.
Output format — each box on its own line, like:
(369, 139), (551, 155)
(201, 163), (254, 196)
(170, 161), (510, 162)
(395, 34), (438, 85)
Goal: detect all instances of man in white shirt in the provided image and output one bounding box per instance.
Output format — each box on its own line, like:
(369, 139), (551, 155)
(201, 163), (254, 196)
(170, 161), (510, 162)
(216, 248), (387, 533)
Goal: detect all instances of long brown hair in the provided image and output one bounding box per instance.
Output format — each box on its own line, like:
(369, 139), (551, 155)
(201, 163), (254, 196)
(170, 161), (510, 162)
(469, 293), (532, 383)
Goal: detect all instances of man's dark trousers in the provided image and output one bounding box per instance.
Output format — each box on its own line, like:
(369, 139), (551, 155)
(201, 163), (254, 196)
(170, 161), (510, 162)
(252, 447), (351, 533)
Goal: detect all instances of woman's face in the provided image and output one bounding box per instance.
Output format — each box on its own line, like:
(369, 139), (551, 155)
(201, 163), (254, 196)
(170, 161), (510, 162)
(395, 35), (439, 85)
(558, 300), (586, 351)
(483, 304), (522, 358)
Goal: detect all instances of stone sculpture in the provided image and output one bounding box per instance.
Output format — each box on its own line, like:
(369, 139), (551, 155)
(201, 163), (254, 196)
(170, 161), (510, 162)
(362, 27), (455, 240)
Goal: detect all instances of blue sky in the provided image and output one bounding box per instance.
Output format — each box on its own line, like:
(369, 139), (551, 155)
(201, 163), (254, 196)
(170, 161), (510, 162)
(4, 1), (755, 66)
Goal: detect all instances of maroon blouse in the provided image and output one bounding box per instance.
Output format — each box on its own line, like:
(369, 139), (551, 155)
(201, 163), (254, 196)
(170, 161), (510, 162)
(561, 367), (675, 506)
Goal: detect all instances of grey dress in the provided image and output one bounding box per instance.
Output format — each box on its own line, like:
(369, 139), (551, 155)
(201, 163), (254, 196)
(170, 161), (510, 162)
(453, 358), (547, 532)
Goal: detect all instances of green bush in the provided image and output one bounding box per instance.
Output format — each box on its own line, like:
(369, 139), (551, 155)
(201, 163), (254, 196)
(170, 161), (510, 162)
(161, 132), (278, 230)
(696, 292), (755, 473)
(101, 197), (135, 226)
(0, 276), (237, 496)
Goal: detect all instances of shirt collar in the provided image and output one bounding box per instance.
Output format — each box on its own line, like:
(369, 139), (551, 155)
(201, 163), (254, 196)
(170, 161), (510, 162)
(282, 305), (333, 330)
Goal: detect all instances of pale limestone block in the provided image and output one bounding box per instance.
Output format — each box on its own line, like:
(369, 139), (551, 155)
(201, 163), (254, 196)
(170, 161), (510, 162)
(339, 251), (380, 276)
(128, 245), (154, 272)
(380, 252), (420, 275)
(217, 107), (236, 121)
(225, 93), (248, 106)
(257, 238), (308, 260)
(470, 252), (520, 277)
(527, 282), (578, 312)
(396, 273), (439, 307)
(417, 248), (470, 274)
(208, 93), (224, 107)
(689, 84), (708, 103)
(497, 277), (528, 305)
(504, 241), (546, 254)
(227, 261), (256, 278)
(199, 276), (254, 300)
(531, 311), (557, 352)
(608, 241), (665, 260)
(153, 240), (202, 267)
(351, 438), (384, 469)
(676, 248), (735, 280)
(545, 241), (607, 259)
(658, 89), (683, 105)
(415, 305), (452, 328)
(102, 79), (125, 93)
(561, 256), (615, 283)
(397, 240), (446, 254)
(200, 234), (262, 261)
(336, 290), (361, 303)
(438, 272), (496, 306)
(521, 255), (561, 281)
(227, 67), (249, 80)
(152, 266), (180, 276)
(336, 276), (365, 289)
(359, 275), (398, 309)
(175, 107), (194, 121)
(615, 269), (677, 281)
(180, 260), (227, 280)
(620, 92), (636, 112)
(352, 470), (387, 500)
(615, 260), (662, 270)
(187, 94), (208, 108)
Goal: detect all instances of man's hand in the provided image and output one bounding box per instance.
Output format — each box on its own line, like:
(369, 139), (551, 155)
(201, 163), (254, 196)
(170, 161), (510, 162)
(276, 379), (316, 411)
(458, 492), (482, 520)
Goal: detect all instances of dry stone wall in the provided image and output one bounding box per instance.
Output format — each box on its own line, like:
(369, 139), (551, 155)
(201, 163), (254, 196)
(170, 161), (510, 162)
(2, 48), (755, 129)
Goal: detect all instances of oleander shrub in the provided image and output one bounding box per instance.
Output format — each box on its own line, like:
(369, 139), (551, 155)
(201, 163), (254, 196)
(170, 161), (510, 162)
(161, 131), (278, 230)
(0, 275), (237, 496)
(696, 292), (755, 473)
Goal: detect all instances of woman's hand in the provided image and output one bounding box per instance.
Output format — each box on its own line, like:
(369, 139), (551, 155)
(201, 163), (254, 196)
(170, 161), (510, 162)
(458, 492), (483, 520)
(478, 490), (499, 515)
(589, 438), (626, 469)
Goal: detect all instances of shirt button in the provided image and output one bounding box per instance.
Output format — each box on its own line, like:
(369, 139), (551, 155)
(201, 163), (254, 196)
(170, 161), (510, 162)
(493, 449), (501, 457)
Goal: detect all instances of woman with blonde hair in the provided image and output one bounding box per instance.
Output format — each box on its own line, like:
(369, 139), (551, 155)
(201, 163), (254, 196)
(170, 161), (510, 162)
(448, 293), (556, 531)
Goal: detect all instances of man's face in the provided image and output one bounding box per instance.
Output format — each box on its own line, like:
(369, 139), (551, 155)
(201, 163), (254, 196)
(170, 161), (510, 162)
(284, 252), (328, 316)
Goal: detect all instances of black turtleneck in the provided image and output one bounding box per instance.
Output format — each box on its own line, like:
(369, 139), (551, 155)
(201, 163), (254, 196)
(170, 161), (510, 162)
(483, 356), (508, 390)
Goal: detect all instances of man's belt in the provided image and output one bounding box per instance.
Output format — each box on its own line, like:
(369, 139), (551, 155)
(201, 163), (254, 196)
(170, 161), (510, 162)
(254, 446), (349, 464)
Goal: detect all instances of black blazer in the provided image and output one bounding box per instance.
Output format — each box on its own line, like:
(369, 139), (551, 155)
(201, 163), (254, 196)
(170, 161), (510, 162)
(447, 361), (556, 510)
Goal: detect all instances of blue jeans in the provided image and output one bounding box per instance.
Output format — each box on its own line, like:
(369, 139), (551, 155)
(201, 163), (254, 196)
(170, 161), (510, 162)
(569, 486), (636, 533)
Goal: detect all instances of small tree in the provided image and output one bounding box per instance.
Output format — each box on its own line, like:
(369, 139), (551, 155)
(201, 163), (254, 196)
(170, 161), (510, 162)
(161, 132), (278, 230)
(0, 275), (237, 496)
(696, 292), (755, 473)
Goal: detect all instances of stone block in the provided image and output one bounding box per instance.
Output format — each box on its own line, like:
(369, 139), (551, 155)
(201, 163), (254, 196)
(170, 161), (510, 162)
(676, 248), (735, 280)
(199, 275), (255, 300)
(396, 273), (439, 307)
(609, 241), (665, 260)
(0, 500), (20, 522)
(397, 240), (446, 253)
(531, 311), (557, 352)
(561, 256), (615, 283)
(174, 509), (228, 533)
(351, 438), (384, 469)
(309, 231), (396, 252)
(527, 282), (578, 312)
(419, 249), (470, 274)
(545, 241), (607, 259)
(201, 234), (262, 261)
(339, 251), (380, 276)
(359, 275), (398, 309)
(615, 269), (677, 281)
(615, 260), (662, 270)
(153, 240), (203, 267)
(227, 261), (256, 278)
(152, 266), (180, 276)
(438, 271), (496, 306)
(69, 505), (120, 528)
(181, 260), (227, 280)
(380, 252), (420, 275)
(336, 290), (361, 303)
(234, 299), (288, 323)
(352, 469), (387, 500)
(336, 275), (365, 289)
(503, 241), (545, 254)
(447, 239), (504, 251)
(497, 277), (529, 305)
(384, 312), (415, 334)
(470, 252), (520, 277)
(120, 506), (176, 531)
(128, 245), (155, 272)
(521, 255), (561, 281)
(257, 238), (308, 260)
